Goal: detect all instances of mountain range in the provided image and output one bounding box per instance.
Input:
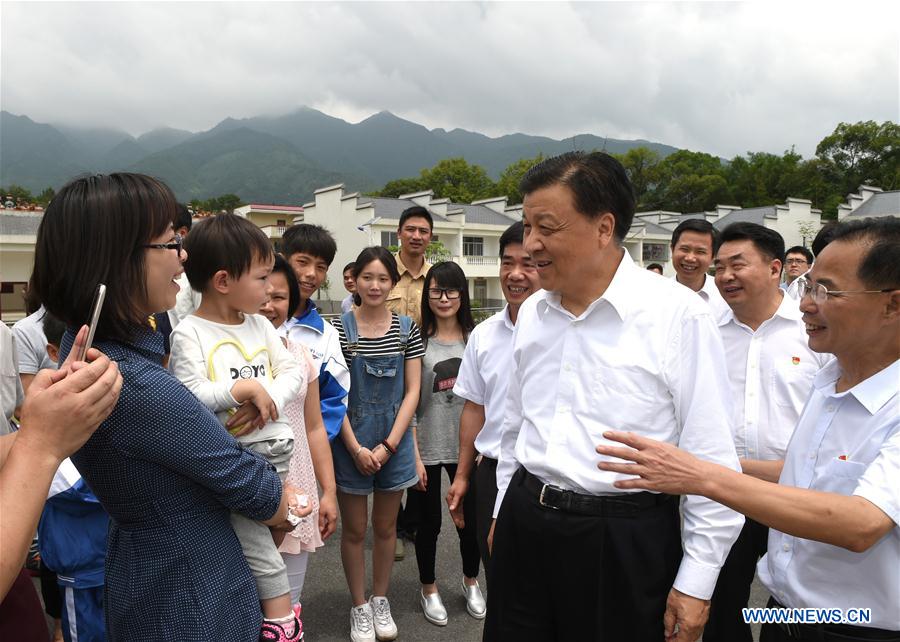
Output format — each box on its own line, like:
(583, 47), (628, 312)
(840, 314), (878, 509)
(1, 107), (680, 204)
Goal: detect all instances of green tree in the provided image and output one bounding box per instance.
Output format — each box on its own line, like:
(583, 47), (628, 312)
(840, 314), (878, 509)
(1, 184), (34, 204)
(495, 154), (544, 204)
(372, 177), (428, 198)
(614, 147), (661, 207)
(419, 158), (496, 203)
(425, 239), (452, 263)
(646, 150), (728, 211)
(36, 186), (56, 207)
(816, 121), (900, 193)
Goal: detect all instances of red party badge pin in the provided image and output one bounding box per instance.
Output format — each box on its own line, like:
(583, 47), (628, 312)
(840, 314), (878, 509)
(838, 455), (848, 461)
(792, 356), (801, 365)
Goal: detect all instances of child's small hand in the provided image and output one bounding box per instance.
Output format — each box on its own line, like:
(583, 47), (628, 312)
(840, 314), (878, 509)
(231, 380), (278, 423)
(226, 402), (262, 436)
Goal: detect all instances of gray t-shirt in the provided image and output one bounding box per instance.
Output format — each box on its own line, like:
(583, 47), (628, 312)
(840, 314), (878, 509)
(416, 338), (466, 465)
(12, 306), (55, 374)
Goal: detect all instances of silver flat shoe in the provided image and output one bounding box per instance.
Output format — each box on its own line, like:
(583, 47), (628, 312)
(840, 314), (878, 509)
(420, 589), (448, 626)
(462, 579), (486, 619)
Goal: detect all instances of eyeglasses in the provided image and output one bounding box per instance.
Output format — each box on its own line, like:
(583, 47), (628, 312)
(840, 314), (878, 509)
(143, 233), (183, 255)
(428, 288), (462, 300)
(796, 276), (896, 305)
(785, 258), (809, 265)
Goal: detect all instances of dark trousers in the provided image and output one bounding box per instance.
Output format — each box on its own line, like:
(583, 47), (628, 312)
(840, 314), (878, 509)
(760, 598), (900, 642)
(484, 468), (681, 642)
(705, 517), (769, 642)
(40, 563), (63, 619)
(410, 463), (481, 585)
(397, 489), (422, 540)
(473, 456), (498, 590)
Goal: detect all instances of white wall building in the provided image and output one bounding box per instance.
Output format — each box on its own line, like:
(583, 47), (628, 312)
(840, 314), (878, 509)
(296, 185), (522, 310)
(837, 185), (900, 220)
(0, 210), (42, 321)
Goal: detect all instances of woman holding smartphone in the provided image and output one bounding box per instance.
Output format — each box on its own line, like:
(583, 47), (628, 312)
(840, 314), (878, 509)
(30, 173), (299, 642)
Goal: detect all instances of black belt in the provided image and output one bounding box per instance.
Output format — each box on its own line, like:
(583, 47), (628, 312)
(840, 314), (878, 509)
(520, 469), (673, 517)
(768, 598), (900, 641)
(478, 455), (498, 468)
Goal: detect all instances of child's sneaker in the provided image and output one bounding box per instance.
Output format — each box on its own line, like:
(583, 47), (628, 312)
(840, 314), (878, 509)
(368, 596), (398, 641)
(350, 603), (376, 642)
(259, 615), (303, 641)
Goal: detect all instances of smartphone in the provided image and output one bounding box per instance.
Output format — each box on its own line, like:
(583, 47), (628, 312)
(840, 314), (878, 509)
(77, 284), (107, 361)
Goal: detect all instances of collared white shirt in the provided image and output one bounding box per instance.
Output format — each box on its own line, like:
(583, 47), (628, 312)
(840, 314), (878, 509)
(453, 305), (516, 460)
(496, 252), (744, 600)
(758, 359), (900, 630)
(719, 292), (832, 461)
(672, 273), (730, 322)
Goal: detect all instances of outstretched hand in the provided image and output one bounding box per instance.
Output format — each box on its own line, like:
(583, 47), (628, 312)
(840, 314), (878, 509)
(596, 431), (709, 496)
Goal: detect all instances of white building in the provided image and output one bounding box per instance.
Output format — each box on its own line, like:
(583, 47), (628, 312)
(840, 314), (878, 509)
(631, 197), (824, 277)
(0, 210), (42, 321)
(296, 185), (522, 310)
(837, 185), (900, 220)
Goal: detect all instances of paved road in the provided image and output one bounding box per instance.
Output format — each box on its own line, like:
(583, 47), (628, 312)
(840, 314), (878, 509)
(33, 473), (768, 641)
(299, 474), (768, 641)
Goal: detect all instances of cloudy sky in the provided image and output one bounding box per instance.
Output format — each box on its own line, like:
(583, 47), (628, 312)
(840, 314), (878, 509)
(2, 1), (897, 159)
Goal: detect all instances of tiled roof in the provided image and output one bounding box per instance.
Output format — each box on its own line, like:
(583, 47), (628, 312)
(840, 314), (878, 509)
(0, 212), (42, 236)
(847, 191), (900, 218)
(712, 206), (776, 230)
(355, 197), (515, 226)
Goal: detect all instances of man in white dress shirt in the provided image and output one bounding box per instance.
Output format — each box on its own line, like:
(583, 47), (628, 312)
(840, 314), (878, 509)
(670, 219), (730, 320)
(599, 216), (900, 641)
(445, 220), (540, 587)
(704, 222), (831, 642)
(485, 152), (744, 642)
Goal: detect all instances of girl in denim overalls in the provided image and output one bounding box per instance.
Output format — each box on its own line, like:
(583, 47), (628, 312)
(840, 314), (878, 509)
(330, 247), (424, 642)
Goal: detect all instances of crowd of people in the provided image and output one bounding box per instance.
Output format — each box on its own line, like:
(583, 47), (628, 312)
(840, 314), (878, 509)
(0, 152), (897, 642)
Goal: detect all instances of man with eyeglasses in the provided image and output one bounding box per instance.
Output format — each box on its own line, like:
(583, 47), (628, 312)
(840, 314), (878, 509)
(598, 216), (900, 642)
(781, 246), (813, 296)
(705, 223), (830, 642)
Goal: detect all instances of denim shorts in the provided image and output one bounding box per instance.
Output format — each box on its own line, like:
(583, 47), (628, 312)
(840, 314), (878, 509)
(332, 408), (418, 495)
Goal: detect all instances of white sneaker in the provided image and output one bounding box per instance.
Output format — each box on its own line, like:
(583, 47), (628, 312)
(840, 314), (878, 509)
(349, 603), (376, 642)
(368, 595), (398, 641)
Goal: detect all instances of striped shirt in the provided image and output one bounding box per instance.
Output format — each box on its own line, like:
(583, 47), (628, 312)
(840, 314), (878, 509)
(332, 313), (425, 364)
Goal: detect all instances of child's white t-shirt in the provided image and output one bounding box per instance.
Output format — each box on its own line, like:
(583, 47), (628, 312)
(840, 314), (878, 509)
(169, 313), (302, 444)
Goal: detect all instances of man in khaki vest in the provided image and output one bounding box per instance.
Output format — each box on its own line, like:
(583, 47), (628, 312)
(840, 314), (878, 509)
(386, 206), (433, 326)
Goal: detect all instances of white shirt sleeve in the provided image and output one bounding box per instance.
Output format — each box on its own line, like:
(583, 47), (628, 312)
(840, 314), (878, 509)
(492, 326), (524, 518)
(853, 426), (900, 525)
(453, 328), (486, 405)
(168, 321), (239, 412)
(667, 310), (746, 599)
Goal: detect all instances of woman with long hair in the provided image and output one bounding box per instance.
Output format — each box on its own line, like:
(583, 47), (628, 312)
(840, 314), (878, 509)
(330, 246), (424, 642)
(410, 262), (484, 627)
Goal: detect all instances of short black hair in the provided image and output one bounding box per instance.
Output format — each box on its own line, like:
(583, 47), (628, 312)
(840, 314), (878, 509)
(646, 263), (664, 272)
(671, 219), (720, 252)
(829, 216), (900, 290)
(42, 312), (66, 348)
(812, 221), (840, 258)
(183, 214), (274, 292)
(718, 222), (785, 264)
(398, 206), (434, 231)
(520, 151), (635, 243)
(785, 245), (814, 264)
(272, 254), (301, 318)
(175, 203), (192, 232)
(280, 223), (337, 266)
(499, 221), (525, 257)
(351, 247), (400, 307)
(342, 262), (356, 274)
(32, 173), (179, 343)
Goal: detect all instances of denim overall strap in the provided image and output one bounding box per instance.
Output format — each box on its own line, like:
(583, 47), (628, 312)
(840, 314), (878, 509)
(341, 311), (358, 357)
(397, 314), (412, 354)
